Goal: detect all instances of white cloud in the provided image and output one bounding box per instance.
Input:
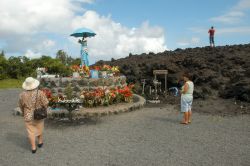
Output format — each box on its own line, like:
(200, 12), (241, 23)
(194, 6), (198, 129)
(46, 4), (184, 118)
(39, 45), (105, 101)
(210, 0), (250, 24)
(188, 27), (207, 34)
(191, 37), (200, 44)
(210, 11), (245, 24)
(234, 0), (250, 10)
(72, 0), (94, 4)
(0, 0), (78, 35)
(25, 49), (42, 59)
(217, 26), (250, 34)
(0, 0), (85, 57)
(0, 0), (167, 63)
(70, 11), (167, 62)
(42, 40), (56, 48)
(177, 37), (200, 47)
(176, 40), (189, 47)
(23, 39), (56, 59)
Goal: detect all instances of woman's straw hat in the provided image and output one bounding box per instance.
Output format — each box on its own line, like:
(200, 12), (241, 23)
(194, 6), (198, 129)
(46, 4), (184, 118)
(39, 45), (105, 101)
(22, 77), (40, 90)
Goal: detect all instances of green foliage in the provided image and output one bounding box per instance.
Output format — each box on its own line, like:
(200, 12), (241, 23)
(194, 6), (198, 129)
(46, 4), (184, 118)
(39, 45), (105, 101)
(70, 58), (81, 66)
(0, 50), (5, 57)
(0, 55), (9, 79)
(0, 49), (80, 80)
(64, 83), (73, 99)
(56, 50), (68, 65)
(7, 56), (24, 79)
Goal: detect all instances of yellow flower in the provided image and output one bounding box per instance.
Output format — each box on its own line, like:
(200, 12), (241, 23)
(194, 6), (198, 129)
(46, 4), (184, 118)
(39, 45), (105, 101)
(111, 66), (119, 72)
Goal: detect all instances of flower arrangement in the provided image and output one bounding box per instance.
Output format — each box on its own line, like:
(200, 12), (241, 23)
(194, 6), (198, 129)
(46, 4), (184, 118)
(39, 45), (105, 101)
(90, 65), (119, 73)
(70, 65), (90, 77)
(117, 85), (134, 102)
(41, 88), (52, 99)
(91, 66), (101, 71)
(89, 65), (120, 78)
(80, 85), (133, 107)
(41, 89), (63, 107)
(41, 84), (134, 108)
(70, 65), (80, 72)
(102, 65), (112, 71)
(111, 66), (119, 73)
(79, 65), (90, 76)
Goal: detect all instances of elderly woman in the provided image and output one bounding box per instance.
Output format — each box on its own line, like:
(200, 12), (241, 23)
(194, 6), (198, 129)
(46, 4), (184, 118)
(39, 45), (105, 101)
(19, 77), (49, 153)
(180, 72), (194, 125)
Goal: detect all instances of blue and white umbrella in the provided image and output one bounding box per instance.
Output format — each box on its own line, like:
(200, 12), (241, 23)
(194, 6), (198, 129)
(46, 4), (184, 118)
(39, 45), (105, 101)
(70, 28), (96, 67)
(70, 28), (96, 38)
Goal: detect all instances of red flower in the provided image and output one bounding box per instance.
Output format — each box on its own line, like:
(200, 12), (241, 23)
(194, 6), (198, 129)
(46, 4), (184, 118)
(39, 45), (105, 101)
(41, 89), (52, 99)
(93, 66), (101, 71)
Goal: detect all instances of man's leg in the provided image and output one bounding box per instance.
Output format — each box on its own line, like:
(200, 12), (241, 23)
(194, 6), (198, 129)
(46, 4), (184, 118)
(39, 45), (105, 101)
(210, 36), (212, 47)
(212, 37), (215, 47)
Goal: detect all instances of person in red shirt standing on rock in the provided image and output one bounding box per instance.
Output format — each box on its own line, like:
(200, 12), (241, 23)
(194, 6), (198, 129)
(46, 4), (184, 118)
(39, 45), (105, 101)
(208, 26), (215, 47)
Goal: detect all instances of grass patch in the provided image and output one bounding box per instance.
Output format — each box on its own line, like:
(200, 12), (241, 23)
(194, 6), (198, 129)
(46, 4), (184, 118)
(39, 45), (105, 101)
(0, 79), (24, 89)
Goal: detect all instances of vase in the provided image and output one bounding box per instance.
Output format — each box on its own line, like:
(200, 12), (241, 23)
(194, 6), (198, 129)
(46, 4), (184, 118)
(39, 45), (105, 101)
(100, 71), (107, 78)
(73, 72), (80, 78)
(90, 70), (99, 78)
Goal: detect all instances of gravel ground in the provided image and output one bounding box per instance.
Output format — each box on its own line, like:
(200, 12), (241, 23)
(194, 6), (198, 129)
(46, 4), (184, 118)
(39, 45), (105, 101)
(0, 89), (250, 166)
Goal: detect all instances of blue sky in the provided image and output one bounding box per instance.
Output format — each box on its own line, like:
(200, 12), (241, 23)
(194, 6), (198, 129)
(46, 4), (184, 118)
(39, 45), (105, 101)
(0, 0), (249, 63)
(86, 0), (250, 49)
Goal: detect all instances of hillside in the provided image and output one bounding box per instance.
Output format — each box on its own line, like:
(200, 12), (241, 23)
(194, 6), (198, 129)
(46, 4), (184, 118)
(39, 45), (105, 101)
(96, 44), (250, 102)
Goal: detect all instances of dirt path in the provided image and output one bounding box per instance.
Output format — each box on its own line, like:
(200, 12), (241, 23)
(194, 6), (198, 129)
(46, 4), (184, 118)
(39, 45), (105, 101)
(0, 89), (250, 166)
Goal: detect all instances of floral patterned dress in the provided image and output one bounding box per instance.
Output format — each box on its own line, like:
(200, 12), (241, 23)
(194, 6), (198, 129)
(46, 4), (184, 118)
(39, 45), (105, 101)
(19, 90), (49, 122)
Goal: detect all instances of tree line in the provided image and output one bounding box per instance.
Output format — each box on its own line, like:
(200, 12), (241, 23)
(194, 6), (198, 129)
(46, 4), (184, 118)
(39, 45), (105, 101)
(0, 50), (81, 80)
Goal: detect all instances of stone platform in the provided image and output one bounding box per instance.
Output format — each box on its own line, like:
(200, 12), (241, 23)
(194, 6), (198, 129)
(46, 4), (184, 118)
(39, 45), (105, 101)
(39, 76), (127, 98)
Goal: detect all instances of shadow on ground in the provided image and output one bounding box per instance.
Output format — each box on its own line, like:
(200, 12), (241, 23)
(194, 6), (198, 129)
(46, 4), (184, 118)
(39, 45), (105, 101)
(45, 118), (101, 129)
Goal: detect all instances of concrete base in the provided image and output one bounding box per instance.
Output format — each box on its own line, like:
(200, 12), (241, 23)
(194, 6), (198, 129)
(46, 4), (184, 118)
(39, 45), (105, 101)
(147, 100), (161, 104)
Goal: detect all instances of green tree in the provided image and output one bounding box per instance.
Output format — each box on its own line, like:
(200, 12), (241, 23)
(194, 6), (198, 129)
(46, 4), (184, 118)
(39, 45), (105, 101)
(7, 56), (23, 79)
(0, 50), (5, 57)
(66, 56), (73, 65)
(56, 50), (68, 65)
(37, 55), (71, 76)
(0, 54), (9, 79)
(70, 58), (81, 66)
(19, 56), (35, 77)
(1, 54), (74, 79)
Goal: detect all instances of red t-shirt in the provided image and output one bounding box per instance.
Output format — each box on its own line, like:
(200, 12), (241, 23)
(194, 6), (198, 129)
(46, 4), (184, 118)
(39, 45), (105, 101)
(208, 29), (215, 36)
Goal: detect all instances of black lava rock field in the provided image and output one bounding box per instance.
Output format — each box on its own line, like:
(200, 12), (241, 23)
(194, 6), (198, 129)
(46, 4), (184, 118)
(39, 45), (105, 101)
(96, 44), (250, 102)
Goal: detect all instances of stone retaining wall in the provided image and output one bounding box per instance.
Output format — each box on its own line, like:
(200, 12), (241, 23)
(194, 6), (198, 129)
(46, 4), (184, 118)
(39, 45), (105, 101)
(39, 76), (127, 98)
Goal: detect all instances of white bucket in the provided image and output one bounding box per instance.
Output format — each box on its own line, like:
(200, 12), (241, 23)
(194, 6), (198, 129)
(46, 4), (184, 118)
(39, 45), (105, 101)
(73, 72), (80, 78)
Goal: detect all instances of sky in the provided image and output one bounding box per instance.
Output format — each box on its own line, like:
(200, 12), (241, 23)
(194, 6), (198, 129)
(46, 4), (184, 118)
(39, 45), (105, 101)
(0, 0), (249, 64)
